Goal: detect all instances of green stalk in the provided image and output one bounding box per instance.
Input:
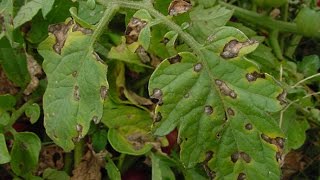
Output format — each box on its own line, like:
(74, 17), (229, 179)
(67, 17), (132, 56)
(74, 139), (85, 167)
(63, 152), (73, 174)
(6, 99), (34, 129)
(89, 3), (120, 47)
(269, 30), (284, 60)
(218, 1), (300, 34)
(284, 35), (302, 58)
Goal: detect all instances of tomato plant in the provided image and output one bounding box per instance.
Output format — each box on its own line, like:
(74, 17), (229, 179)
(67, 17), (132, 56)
(0, 0), (320, 179)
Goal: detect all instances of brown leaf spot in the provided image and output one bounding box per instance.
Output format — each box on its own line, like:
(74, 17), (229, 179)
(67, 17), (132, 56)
(275, 137), (285, 149)
(92, 116), (100, 124)
(72, 23), (93, 34)
(161, 37), (170, 45)
(231, 152), (240, 163)
(136, 46), (151, 63)
(125, 18), (147, 44)
(71, 149), (107, 180)
(37, 145), (64, 176)
(154, 112), (162, 122)
(215, 79), (237, 99)
(246, 71), (265, 82)
(72, 71), (77, 77)
(227, 108), (235, 116)
(0, 66), (19, 95)
(261, 134), (272, 143)
(277, 90), (287, 105)
(240, 152), (251, 163)
(216, 132), (221, 139)
(203, 151), (215, 180)
(48, 20), (74, 54)
(100, 86), (108, 100)
(168, 54), (182, 64)
(245, 123), (253, 130)
(24, 54), (43, 95)
(204, 105), (214, 115)
(127, 133), (149, 150)
(168, 0), (192, 16)
(221, 39), (257, 59)
(151, 88), (163, 105)
(276, 151), (284, 164)
(193, 63), (203, 72)
(76, 124), (83, 133)
(206, 151), (214, 161)
(74, 85), (80, 101)
(261, 134), (285, 150)
(237, 173), (246, 180)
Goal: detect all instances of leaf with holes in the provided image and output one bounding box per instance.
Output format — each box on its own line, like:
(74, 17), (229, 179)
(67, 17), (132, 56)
(149, 27), (285, 179)
(38, 20), (108, 151)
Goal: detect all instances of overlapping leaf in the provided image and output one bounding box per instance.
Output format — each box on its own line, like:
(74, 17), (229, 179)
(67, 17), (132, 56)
(149, 27), (285, 179)
(38, 20), (108, 151)
(102, 99), (154, 155)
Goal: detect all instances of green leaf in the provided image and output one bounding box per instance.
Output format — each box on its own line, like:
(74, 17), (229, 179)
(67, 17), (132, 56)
(192, 0), (217, 8)
(86, 0), (96, 10)
(38, 20), (108, 151)
(105, 156), (121, 180)
(247, 44), (279, 75)
(92, 129), (108, 152)
(149, 31), (284, 178)
(0, 94), (16, 111)
(43, 168), (70, 180)
(133, 9), (153, 22)
(0, 46), (30, 87)
(296, 8), (320, 38)
(188, 5), (233, 43)
(102, 100), (154, 155)
(138, 26), (151, 50)
(0, 0), (14, 44)
(108, 37), (152, 68)
(13, 0), (43, 28)
(0, 111), (10, 128)
(41, 0), (55, 17)
(0, 133), (10, 164)
(76, 1), (105, 25)
(151, 153), (176, 180)
(298, 55), (320, 78)
(25, 103), (40, 124)
(10, 132), (41, 176)
(281, 106), (309, 151)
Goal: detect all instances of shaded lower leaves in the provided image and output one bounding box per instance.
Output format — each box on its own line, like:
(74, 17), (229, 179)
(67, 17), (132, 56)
(0, 133), (10, 164)
(10, 132), (41, 177)
(102, 100), (154, 155)
(149, 28), (285, 179)
(38, 20), (108, 151)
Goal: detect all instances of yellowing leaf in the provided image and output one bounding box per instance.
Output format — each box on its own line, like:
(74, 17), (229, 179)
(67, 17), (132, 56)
(38, 20), (108, 151)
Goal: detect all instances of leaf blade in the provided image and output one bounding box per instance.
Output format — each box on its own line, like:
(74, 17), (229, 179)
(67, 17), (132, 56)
(38, 20), (108, 151)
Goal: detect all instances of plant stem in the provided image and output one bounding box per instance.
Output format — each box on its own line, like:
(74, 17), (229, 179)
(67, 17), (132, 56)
(74, 139), (85, 167)
(218, 1), (317, 36)
(269, 30), (284, 60)
(117, 153), (126, 171)
(292, 73), (320, 88)
(63, 152), (73, 175)
(284, 35), (302, 58)
(97, 0), (202, 54)
(6, 99), (34, 128)
(89, 3), (120, 47)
